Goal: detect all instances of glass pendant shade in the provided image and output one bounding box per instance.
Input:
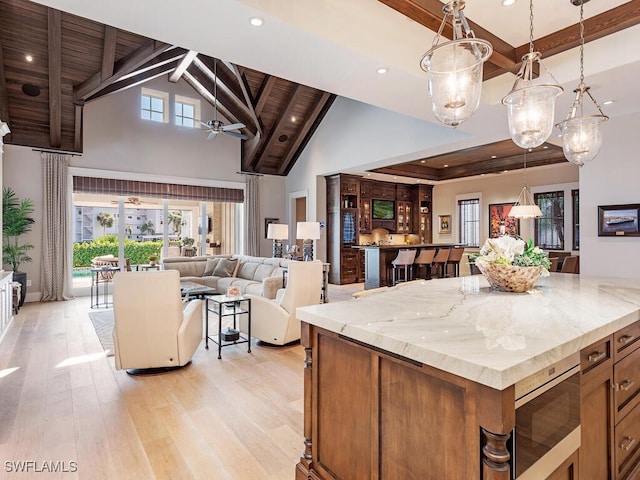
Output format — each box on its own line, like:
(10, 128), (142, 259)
(502, 52), (562, 149)
(557, 114), (605, 166)
(419, 1), (493, 128)
(421, 39), (492, 127)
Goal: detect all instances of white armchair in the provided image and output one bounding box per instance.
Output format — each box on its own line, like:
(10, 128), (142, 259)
(244, 260), (323, 345)
(112, 270), (202, 373)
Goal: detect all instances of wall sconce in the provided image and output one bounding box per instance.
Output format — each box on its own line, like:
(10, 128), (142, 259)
(296, 222), (321, 261)
(267, 223), (289, 258)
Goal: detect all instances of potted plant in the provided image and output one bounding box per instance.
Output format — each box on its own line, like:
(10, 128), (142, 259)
(2, 187), (35, 307)
(148, 254), (158, 266)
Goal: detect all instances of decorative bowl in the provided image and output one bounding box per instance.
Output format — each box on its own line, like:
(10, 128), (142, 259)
(476, 262), (543, 293)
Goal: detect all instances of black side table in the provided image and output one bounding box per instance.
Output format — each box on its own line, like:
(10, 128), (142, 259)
(90, 266), (120, 308)
(205, 295), (251, 359)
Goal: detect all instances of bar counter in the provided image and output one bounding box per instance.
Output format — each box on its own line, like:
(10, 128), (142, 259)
(352, 243), (464, 289)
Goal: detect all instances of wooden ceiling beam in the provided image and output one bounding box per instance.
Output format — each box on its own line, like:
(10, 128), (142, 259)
(87, 59), (180, 99)
(194, 57), (255, 121)
(278, 92), (335, 175)
(515, 2), (640, 61)
(47, 8), (62, 148)
(0, 39), (12, 142)
(73, 102), (83, 152)
(224, 61), (262, 136)
(255, 75), (276, 118)
(75, 39), (172, 101)
(169, 50), (198, 83)
(101, 26), (117, 80)
(182, 68), (242, 126)
(253, 84), (303, 171)
(377, 0), (517, 70)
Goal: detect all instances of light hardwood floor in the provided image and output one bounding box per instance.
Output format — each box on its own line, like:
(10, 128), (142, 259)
(0, 283), (362, 480)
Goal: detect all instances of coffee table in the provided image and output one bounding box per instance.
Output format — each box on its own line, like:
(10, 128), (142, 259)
(180, 281), (216, 299)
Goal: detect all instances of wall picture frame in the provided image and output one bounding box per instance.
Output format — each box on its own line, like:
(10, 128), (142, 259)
(438, 214), (451, 234)
(489, 203), (520, 238)
(265, 217), (279, 239)
(598, 204), (640, 236)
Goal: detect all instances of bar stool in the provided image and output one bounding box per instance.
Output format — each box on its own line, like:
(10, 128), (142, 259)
(560, 256), (578, 274)
(446, 247), (465, 277)
(414, 249), (436, 280)
(432, 248), (450, 278)
(391, 249), (417, 286)
(549, 257), (559, 272)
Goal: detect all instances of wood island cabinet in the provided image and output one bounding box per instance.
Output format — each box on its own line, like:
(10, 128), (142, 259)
(580, 319), (640, 480)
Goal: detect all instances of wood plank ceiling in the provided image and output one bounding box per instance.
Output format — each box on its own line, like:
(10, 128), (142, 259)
(0, 0), (336, 176)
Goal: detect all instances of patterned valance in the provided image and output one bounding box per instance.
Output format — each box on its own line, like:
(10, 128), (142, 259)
(73, 176), (244, 203)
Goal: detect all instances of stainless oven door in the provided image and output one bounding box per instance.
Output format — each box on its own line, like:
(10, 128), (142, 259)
(514, 365), (581, 479)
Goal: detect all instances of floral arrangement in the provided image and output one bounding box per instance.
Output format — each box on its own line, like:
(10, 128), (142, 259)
(471, 237), (551, 292)
(472, 236), (551, 272)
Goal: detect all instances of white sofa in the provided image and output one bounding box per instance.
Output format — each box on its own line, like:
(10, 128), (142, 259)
(112, 270), (203, 372)
(161, 254), (289, 299)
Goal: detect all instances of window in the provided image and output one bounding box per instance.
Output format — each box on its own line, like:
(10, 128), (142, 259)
(175, 95), (200, 127)
(458, 198), (480, 247)
(141, 88), (168, 123)
(572, 189), (579, 250)
(535, 191), (564, 250)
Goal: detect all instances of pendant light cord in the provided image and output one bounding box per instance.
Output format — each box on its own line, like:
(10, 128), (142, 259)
(528, 0), (534, 55)
(523, 149), (528, 187)
(579, 2), (585, 87)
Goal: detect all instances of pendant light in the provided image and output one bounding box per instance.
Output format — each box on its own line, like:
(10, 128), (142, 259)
(555, 0), (608, 166)
(419, 1), (493, 127)
(502, 0), (563, 149)
(509, 149), (542, 219)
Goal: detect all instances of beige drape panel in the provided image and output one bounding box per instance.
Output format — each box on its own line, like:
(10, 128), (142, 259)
(40, 153), (73, 301)
(221, 203), (236, 255)
(245, 175), (260, 256)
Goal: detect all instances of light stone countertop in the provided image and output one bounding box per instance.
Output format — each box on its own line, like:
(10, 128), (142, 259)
(296, 274), (640, 390)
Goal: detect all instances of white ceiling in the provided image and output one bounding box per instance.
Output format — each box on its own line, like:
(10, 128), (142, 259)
(31, 0), (640, 167)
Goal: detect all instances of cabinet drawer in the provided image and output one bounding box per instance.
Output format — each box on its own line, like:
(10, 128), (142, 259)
(615, 402), (640, 480)
(341, 253), (359, 266)
(614, 347), (640, 424)
(581, 336), (612, 375)
(615, 321), (640, 362)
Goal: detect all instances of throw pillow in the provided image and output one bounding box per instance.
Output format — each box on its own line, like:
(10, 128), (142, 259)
(203, 258), (220, 277)
(213, 258), (238, 278)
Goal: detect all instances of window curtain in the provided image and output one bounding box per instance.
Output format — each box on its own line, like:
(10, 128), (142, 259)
(221, 203), (236, 255)
(40, 152), (73, 301)
(245, 175), (260, 256)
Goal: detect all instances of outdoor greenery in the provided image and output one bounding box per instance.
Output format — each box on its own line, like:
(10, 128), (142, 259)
(73, 235), (163, 267)
(140, 220), (155, 235)
(96, 211), (114, 235)
(168, 211), (184, 236)
(2, 187), (35, 272)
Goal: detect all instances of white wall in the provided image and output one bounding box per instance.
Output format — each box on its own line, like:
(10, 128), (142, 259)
(433, 164), (579, 248)
(580, 112), (640, 278)
(2, 76), (286, 300)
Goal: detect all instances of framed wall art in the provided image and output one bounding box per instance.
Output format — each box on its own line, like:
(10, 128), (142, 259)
(598, 204), (640, 236)
(489, 203), (519, 238)
(438, 214), (451, 234)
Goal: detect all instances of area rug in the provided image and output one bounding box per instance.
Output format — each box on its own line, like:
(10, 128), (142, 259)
(88, 309), (114, 356)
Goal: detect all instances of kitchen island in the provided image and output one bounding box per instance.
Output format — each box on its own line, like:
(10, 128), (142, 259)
(353, 243), (464, 289)
(295, 274), (640, 479)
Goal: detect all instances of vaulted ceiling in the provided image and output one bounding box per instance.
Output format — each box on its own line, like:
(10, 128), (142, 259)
(2, 0), (640, 180)
(0, 0), (336, 176)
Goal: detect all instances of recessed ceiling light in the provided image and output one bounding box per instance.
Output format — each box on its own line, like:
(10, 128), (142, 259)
(376, 67), (388, 74)
(543, 145), (548, 149)
(502, 0), (516, 6)
(491, 155), (497, 159)
(291, 116), (296, 123)
(367, 173), (371, 176)
(25, 54), (33, 62)
(249, 17), (264, 27)
(603, 100), (614, 105)
(443, 164), (449, 167)
(393, 176), (398, 180)
(420, 160), (426, 163)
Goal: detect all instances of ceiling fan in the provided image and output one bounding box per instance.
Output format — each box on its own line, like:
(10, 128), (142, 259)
(201, 58), (248, 141)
